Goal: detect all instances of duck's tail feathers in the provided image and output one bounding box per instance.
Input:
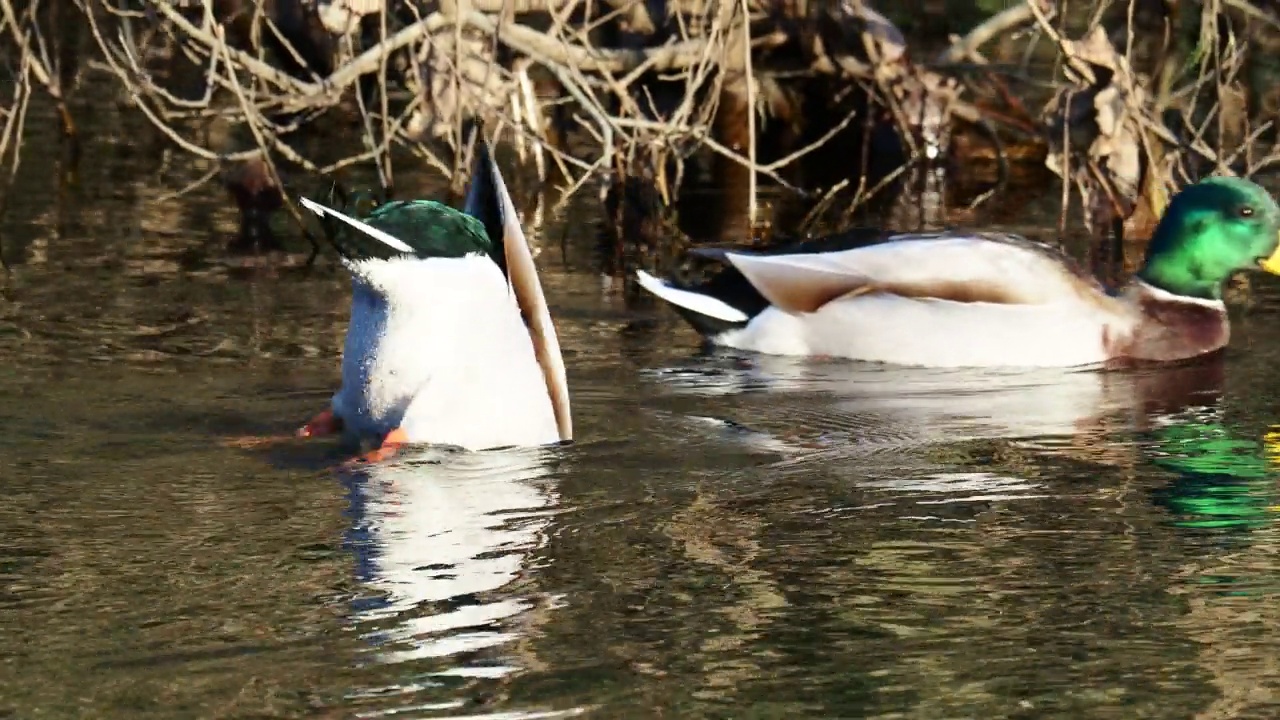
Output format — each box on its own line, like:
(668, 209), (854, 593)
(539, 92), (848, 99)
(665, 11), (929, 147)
(462, 137), (509, 273)
(636, 269), (752, 337)
(462, 135), (573, 443)
(298, 196), (414, 261)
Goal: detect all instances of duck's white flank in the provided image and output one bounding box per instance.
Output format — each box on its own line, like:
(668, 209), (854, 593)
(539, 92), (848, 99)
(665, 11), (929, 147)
(298, 196), (415, 254)
(635, 269), (748, 323)
(715, 296), (1120, 368)
(334, 255), (560, 451)
(640, 234), (1146, 368)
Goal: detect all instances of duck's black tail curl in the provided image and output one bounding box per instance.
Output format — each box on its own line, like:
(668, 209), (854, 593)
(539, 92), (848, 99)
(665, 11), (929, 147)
(637, 226), (896, 336)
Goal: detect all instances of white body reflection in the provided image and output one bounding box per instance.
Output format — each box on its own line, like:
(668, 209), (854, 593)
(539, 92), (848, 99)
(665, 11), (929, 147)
(344, 446), (561, 672)
(650, 352), (1225, 447)
(647, 352), (1226, 513)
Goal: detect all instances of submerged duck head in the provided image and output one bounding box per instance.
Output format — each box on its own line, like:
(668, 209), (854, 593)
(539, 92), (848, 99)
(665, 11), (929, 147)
(1138, 176), (1280, 300)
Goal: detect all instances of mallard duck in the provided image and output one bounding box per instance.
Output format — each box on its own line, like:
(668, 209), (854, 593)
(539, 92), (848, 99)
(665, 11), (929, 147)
(293, 140), (572, 461)
(636, 176), (1280, 368)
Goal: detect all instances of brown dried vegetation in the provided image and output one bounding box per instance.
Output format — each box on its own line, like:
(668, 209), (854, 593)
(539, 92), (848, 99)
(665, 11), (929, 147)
(3, 0), (1280, 264)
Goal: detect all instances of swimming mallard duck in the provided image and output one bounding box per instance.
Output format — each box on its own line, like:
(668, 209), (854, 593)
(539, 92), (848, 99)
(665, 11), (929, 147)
(293, 140), (572, 461)
(637, 176), (1280, 368)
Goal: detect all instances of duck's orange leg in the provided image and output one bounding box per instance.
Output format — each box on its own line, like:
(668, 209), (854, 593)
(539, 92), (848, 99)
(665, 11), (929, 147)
(346, 428), (410, 466)
(220, 408), (342, 449)
(297, 408), (343, 438)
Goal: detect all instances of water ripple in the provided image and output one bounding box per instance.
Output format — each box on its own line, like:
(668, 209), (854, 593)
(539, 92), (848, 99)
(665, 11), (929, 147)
(343, 447), (566, 676)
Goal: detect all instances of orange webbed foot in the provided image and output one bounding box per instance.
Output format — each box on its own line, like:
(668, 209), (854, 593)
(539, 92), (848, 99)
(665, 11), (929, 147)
(297, 408), (343, 438)
(221, 408), (343, 450)
(345, 428), (410, 466)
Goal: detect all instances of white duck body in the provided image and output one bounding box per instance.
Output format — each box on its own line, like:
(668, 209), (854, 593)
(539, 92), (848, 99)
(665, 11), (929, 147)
(718, 295), (1117, 368)
(638, 232), (1230, 369)
(300, 138), (572, 452)
(332, 255), (561, 451)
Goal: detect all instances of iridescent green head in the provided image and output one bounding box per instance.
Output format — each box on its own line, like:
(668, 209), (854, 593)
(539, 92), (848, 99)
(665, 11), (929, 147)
(1137, 176), (1280, 300)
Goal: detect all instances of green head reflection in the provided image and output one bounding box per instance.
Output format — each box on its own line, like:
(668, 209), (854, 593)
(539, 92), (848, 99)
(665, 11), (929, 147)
(1150, 421), (1280, 531)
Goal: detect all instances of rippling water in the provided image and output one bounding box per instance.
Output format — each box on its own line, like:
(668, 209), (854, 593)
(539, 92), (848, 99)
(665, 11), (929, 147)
(8, 93), (1280, 720)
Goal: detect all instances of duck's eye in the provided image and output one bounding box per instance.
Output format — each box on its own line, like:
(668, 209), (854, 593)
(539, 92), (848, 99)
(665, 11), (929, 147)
(1238, 205), (1255, 218)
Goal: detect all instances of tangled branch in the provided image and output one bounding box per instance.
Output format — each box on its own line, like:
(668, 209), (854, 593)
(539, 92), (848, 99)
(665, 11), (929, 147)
(3, 0), (1280, 262)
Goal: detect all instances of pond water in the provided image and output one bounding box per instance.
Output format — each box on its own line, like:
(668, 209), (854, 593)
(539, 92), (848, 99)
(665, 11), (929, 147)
(6, 96), (1280, 720)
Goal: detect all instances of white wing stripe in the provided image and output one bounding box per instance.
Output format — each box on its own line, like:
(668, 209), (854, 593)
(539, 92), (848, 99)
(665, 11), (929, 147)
(299, 196), (415, 254)
(636, 270), (749, 323)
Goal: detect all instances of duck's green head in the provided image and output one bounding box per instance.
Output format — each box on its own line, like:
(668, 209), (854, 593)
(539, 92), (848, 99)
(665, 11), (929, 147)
(1137, 176), (1280, 300)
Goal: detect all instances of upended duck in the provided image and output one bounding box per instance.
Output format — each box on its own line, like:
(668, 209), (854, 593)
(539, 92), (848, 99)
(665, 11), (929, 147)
(292, 141), (572, 461)
(637, 176), (1280, 368)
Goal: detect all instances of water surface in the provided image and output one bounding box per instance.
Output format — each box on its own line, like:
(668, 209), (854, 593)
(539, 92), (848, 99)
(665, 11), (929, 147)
(5, 96), (1280, 720)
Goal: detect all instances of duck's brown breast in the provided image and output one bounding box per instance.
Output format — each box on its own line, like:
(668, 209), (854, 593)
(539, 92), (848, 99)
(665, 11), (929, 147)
(1103, 284), (1230, 366)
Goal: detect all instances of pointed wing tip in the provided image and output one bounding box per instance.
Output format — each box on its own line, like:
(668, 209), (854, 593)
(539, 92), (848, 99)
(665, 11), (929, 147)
(635, 269), (663, 291)
(463, 136), (513, 243)
(687, 246), (732, 262)
(467, 135), (498, 184)
(483, 143), (506, 202)
(476, 134), (495, 161)
(298, 196), (327, 216)
(300, 196), (415, 255)
(634, 269), (749, 324)
(721, 252), (758, 278)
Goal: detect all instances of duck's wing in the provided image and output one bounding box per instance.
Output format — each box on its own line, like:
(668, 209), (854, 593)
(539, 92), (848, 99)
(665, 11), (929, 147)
(687, 225), (895, 262)
(724, 232), (1110, 314)
(463, 139), (573, 443)
(463, 140), (508, 274)
(670, 227), (898, 323)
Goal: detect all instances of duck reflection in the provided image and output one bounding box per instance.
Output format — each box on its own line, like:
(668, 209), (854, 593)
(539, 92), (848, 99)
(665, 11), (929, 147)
(649, 351), (1227, 454)
(653, 349), (1280, 534)
(1150, 404), (1280, 720)
(341, 446), (561, 673)
(1148, 408), (1280, 535)
(646, 353), (1242, 522)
